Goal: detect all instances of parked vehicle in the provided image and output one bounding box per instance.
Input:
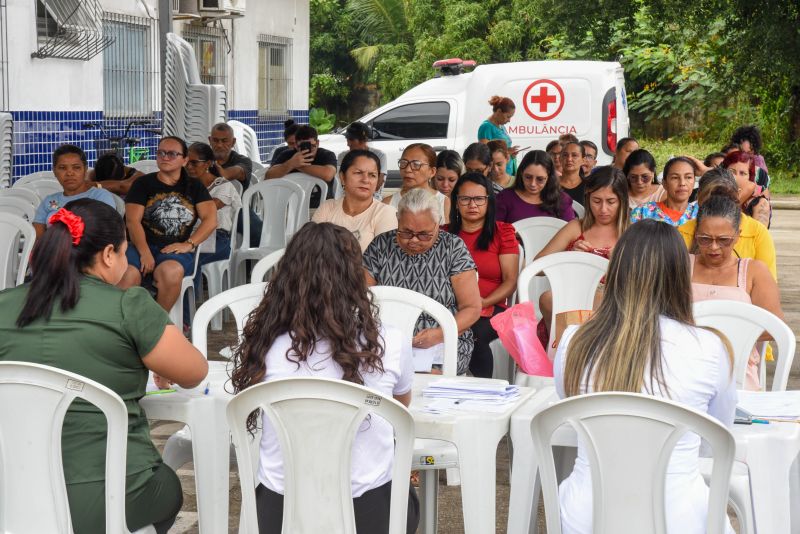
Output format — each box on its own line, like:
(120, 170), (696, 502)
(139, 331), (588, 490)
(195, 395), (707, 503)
(319, 59), (630, 187)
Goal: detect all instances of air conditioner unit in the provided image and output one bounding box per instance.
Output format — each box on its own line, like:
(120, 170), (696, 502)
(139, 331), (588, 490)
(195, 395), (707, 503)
(173, 0), (201, 18)
(200, 0), (246, 15)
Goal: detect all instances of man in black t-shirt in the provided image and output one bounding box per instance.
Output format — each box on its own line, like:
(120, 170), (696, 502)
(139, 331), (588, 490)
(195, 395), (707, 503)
(266, 125), (337, 202)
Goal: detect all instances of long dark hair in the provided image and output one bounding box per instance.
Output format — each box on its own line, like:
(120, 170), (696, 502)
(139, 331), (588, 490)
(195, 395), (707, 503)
(230, 222), (385, 432)
(16, 199), (126, 327)
(188, 142), (220, 178)
(448, 172), (496, 250)
(514, 150), (562, 218)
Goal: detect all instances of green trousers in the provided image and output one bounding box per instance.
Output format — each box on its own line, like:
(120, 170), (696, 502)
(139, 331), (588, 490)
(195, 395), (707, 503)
(66, 462), (183, 534)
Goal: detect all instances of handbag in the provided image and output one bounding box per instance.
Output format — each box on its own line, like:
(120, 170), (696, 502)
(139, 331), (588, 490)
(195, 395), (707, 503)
(490, 302), (553, 376)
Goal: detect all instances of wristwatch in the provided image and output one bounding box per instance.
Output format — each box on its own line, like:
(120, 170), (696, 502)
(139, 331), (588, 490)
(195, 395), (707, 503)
(187, 239), (197, 251)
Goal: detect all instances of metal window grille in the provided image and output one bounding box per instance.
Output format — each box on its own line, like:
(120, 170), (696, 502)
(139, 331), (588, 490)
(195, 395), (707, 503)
(102, 12), (160, 118)
(257, 34), (292, 118)
(0, 0), (8, 109)
(183, 23), (228, 87)
(33, 0), (112, 60)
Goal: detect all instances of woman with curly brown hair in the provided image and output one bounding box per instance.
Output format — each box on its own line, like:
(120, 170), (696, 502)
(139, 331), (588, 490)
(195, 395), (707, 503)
(230, 221), (419, 534)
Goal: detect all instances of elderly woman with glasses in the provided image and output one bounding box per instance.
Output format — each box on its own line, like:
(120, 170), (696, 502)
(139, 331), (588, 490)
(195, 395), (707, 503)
(384, 143), (450, 223)
(445, 172), (520, 378)
(364, 188), (482, 375)
(119, 136), (217, 314)
(690, 188), (781, 391)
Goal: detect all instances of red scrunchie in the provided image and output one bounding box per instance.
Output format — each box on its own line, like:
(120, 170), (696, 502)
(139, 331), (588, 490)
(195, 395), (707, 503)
(48, 208), (85, 246)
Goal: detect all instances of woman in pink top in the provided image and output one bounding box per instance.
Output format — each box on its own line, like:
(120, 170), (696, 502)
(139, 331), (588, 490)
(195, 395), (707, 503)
(690, 193), (781, 390)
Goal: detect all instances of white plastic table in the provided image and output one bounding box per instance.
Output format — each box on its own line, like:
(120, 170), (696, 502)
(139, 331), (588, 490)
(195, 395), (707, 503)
(140, 364), (233, 534)
(410, 374), (538, 534)
(507, 386), (800, 534)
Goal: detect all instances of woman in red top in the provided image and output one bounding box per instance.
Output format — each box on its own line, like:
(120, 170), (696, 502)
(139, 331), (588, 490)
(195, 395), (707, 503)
(446, 172), (520, 377)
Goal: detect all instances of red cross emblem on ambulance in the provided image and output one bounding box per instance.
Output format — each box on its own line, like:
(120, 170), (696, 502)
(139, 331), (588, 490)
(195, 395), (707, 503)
(523, 79), (565, 121)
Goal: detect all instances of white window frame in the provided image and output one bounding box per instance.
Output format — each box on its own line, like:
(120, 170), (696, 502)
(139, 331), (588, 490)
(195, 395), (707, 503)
(102, 13), (158, 118)
(257, 35), (293, 118)
(183, 23), (228, 87)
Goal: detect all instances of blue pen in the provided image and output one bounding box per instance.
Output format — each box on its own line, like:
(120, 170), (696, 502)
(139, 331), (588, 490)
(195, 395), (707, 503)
(203, 382), (210, 395)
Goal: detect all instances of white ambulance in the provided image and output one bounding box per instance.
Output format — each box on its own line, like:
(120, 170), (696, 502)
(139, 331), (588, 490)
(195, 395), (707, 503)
(318, 59), (630, 187)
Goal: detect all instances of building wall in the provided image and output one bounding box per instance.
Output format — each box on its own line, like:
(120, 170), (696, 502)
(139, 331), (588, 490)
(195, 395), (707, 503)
(2, 0), (309, 178)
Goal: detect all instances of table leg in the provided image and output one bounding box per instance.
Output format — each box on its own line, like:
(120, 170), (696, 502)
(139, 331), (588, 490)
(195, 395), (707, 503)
(743, 434), (800, 534)
(188, 397), (232, 534)
(454, 424), (505, 534)
(507, 429), (539, 534)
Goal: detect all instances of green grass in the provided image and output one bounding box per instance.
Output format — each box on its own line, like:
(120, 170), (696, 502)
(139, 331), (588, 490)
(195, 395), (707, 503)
(639, 137), (800, 195)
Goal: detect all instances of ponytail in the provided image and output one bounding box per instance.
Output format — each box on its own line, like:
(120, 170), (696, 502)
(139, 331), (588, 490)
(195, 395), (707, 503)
(17, 199), (126, 327)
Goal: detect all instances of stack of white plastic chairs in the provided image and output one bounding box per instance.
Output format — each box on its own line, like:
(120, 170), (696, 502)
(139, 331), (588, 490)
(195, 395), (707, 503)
(0, 113), (12, 189)
(228, 120), (262, 164)
(163, 33), (227, 145)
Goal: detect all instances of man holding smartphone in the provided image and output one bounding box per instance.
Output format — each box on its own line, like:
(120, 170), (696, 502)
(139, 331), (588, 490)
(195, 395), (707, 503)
(265, 125), (337, 202)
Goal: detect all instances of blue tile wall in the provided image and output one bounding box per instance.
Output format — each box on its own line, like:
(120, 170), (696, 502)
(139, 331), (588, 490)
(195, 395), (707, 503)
(9, 108), (308, 180)
(228, 109), (309, 162)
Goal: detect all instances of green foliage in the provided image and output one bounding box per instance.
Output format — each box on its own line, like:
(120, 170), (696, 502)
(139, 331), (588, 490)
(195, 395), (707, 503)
(308, 108), (337, 134)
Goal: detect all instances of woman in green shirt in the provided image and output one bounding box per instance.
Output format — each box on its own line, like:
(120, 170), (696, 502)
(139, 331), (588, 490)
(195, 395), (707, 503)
(0, 198), (208, 533)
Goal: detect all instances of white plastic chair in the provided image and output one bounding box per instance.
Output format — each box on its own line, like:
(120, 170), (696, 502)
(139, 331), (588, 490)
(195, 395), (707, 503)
(516, 251), (608, 367)
(571, 199), (585, 219)
(168, 248), (201, 328)
(228, 120), (262, 164)
(369, 285), (459, 534)
(0, 186), (40, 207)
(17, 179), (63, 200)
(249, 248), (285, 283)
(512, 216), (567, 266)
(531, 392), (734, 534)
(230, 180), (305, 286)
(279, 172), (330, 227)
(199, 208), (240, 331)
(227, 376), (414, 534)
(128, 160), (159, 174)
(0, 361), (156, 534)
(0, 195), (36, 221)
(693, 299), (795, 391)
(0, 212), (35, 289)
(12, 170), (55, 187)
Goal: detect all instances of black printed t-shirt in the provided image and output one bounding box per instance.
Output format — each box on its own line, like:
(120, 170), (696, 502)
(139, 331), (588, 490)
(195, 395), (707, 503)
(125, 172), (212, 247)
(273, 146), (338, 200)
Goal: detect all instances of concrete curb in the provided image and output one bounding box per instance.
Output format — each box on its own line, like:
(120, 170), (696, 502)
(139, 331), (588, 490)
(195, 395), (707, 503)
(772, 197), (800, 210)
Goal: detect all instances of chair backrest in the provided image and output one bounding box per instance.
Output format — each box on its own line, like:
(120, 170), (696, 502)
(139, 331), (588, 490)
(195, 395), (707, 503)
(512, 216), (568, 265)
(369, 285), (459, 376)
(572, 200), (585, 219)
(227, 377), (414, 534)
(250, 248), (285, 283)
(279, 173), (330, 227)
(230, 178), (243, 199)
(192, 282), (268, 358)
(0, 213), (35, 289)
(128, 159), (159, 174)
(0, 196), (36, 221)
(17, 179), (63, 200)
(517, 251), (608, 352)
(240, 180), (305, 251)
(12, 170), (55, 187)
(531, 392), (734, 534)
(693, 300), (796, 391)
(228, 120), (262, 164)
(0, 186), (40, 207)
(0, 362), (132, 534)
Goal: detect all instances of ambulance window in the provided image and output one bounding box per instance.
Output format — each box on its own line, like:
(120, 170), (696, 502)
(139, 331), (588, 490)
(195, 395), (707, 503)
(370, 102), (450, 140)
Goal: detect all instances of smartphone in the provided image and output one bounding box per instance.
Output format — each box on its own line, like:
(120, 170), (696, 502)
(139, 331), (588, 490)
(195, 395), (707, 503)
(298, 141), (313, 153)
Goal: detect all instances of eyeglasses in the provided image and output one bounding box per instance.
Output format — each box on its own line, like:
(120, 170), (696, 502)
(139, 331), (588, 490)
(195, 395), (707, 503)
(584, 154), (596, 161)
(186, 159), (208, 166)
(398, 159), (432, 171)
(156, 150), (184, 160)
(523, 175), (548, 185)
(628, 174), (654, 184)
(465, 165), (488, 174)
(457, 195), (489, 206)
(396, 229), (435, 241)
(695, 234), (736, 248)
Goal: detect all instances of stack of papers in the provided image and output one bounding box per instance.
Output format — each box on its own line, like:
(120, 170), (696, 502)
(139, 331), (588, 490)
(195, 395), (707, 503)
(421, 379), (521, 414)
(737, 391), (800, 422)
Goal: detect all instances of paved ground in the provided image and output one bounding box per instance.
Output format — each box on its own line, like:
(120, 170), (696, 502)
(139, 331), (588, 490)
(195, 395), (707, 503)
(152, 208), (800, 533)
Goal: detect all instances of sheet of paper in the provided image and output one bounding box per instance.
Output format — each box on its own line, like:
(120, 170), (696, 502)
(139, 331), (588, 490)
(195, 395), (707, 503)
(413, 344), (443, 372)
(737, 391), (800, 420)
